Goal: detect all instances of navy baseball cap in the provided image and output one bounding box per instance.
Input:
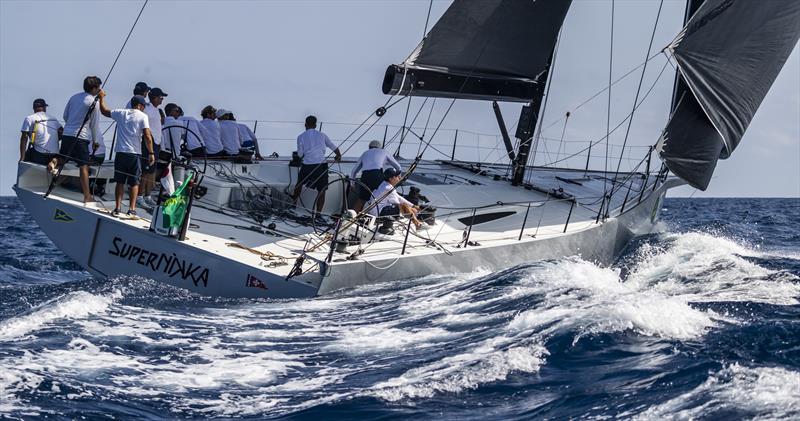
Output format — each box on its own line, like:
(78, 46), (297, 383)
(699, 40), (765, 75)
(149, 87), (168, 97)
(383, 167), (401, 179)
(32, 98), (48, 108)
(130, 95), (148, 107)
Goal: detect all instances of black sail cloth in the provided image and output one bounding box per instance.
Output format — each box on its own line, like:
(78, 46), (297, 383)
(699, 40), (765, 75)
(382, 0), (572, 102)
(660, 0), (800, 190)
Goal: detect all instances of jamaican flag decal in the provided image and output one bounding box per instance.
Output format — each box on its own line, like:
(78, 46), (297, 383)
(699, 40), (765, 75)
(53, 208), (74, 222)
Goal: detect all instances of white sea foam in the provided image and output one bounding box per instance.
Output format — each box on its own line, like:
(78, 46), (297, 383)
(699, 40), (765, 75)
(628, 232), (800, 305)
(326, 325), (457, 354)
(636, 364), (800, 420)
(507, 259), (716, 340)
(369, 338), (547, 401)
(0, 290), (120, 341)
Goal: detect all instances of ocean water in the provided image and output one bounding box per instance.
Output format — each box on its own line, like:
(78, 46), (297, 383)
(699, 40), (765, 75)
(0, 196), (798, 420)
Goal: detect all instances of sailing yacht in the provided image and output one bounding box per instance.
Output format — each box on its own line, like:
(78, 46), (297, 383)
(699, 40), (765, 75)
(13, 0), (800, 298)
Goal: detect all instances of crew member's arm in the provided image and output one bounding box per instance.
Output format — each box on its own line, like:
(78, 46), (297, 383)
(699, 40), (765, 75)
(97, 90), (112, 118)
(296, 135), (304, 159)
(143, 128), (155, 165)
(385, 151), (402, 172)
(19, 132), (28, 161)
(350, 154), (364, 179)
(324, 133), (342, 162)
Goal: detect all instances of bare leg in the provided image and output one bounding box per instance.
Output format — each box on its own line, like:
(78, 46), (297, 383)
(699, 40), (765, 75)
(129, 184), (140, 210)
(315, 189), (326, 214)
(399, 204), (421, 229)
(352, 198), (364, 213)
(292, 183), (303, 202)
(79, 165), (92, 202)
(115, 182), (125, 210)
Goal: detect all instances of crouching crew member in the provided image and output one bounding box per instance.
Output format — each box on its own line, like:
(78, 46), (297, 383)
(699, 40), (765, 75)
(292, 115), (341, 219)
(20, 98), (62, 172)
(371, 168), (423, 233)
(98, 92), (154, 217)
(350, 139), (401, 212)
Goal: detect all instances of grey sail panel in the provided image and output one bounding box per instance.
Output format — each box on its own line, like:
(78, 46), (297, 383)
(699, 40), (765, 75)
(661, 0), (800, 190)
(382, 0), (572, 102)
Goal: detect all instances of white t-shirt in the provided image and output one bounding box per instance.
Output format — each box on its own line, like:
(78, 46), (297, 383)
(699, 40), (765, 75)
(63, 92), (100, 141)
(371, 180), (412, 215)
(179, 116), (205, 151)
(297, 128), (336, 165)
(351, 148), (401, 178)
(237, 123), (257, 145)
(144, 103), (162, 145)
(110, 109), (150, 155)
(219, 120), (241, 155)
(20, 112), (61, 153)
(162, 116), (183, 152)
(199, 118), (223, 154)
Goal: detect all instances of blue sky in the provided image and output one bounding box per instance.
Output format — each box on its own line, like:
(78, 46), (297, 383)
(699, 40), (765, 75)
(1, 0), (797, 197)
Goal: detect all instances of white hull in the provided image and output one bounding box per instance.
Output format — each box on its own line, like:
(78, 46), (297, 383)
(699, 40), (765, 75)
(14, 159), (679, 298)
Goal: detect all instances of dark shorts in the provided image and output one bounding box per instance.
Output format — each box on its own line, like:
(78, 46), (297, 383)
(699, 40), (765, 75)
(357, 169), (384, 201)
(24, 148), (55, 165)
(142, 143), (160, 174)
(114, 152), (142, 186)
(89, 155), (105, 166)
(59, 136), (90, 166)
(188, 147), (206, 157)
(298, 163), (329, 191)
(379, 204), (400, 217)
(207, 150), (228, 158)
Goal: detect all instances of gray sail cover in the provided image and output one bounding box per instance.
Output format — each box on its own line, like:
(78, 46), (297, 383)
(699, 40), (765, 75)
(382, 0), (572, 102)
(661, 0), (800, 190)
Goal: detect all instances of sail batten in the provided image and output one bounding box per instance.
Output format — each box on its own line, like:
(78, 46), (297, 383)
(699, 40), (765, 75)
(382, 0), (572, 103)
(661, 0), (800, 190)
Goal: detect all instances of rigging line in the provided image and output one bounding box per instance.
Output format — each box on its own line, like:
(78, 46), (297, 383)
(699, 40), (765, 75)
(417, 98), (437, 156)
(603, 0), (615, 200)
(102, 0), (149, 89)
(612, 0), (664, 184)
(538, 57), (671, 168)
(422, 0), (434, 37)
(395, 95), (415, 156)
(530, 26), (563, 171)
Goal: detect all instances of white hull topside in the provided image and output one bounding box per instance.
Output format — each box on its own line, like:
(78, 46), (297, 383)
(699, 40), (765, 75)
(14, 158), (680, 298)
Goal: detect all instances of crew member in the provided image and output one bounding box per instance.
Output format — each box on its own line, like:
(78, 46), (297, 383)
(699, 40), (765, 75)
(350, 140), (401, 212)
(98, 92), (154, 217)
(178, 106), (206, 157)
(371, 168), (423, 233)
(60, 76), (102, 204)
(217, 109), (241, 156)
(162, 102), (183, 157)
(237, 121), (263, 160)
(292, 115), (341, 219)
(199, 105), (225, 157)
(20, 98), (62, 172)
(141, 87), (167, 205)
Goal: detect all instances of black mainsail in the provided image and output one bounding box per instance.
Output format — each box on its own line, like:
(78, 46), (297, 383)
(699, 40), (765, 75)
(660, 0), (800, 190)
(382, 0), (572, 103)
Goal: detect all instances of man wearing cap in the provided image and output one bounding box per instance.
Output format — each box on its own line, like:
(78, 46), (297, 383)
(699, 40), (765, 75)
(20, 98), (62, 172)
(98, 92), (154, 217)
(292, 115), (341, 218)
(350, 140), (401, 212)
(217, 109), (242, 156)
(199, 105), (225, 157)
(370, 167), (423, 233)
(60, 75), (102, 203)
(141, 87), (167, 206)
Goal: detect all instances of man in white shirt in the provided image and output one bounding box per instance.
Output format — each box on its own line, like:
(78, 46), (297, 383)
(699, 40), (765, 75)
(20, 98), (62, 172)
(199, 105), (225, 157)
(60, 76), (102, 203)
(371, 167), (422, 233)
(98, 92), (155, 217)
(350, 140), (402, 212)
(177, 106), (206, 157)
(142, 87), (167, 201)
(162, 103), (183, 158)
(292, 115), (342, 217)
(237, 121), (263, 160)
(217, 109), (242, 156)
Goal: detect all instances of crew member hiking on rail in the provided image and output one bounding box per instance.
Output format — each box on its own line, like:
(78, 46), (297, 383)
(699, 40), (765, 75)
(60, 76), (102, 204)
(292, 115), (341, 221)
(199, 105), (225, 157)
(20, 98), (62, 173)
(350, 139), (401, 212)
(98, 92), (154, 218)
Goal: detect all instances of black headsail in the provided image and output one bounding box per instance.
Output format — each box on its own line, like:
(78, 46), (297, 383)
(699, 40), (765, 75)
(659, 0), (800, 190)
(382, 0), (572, 103)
